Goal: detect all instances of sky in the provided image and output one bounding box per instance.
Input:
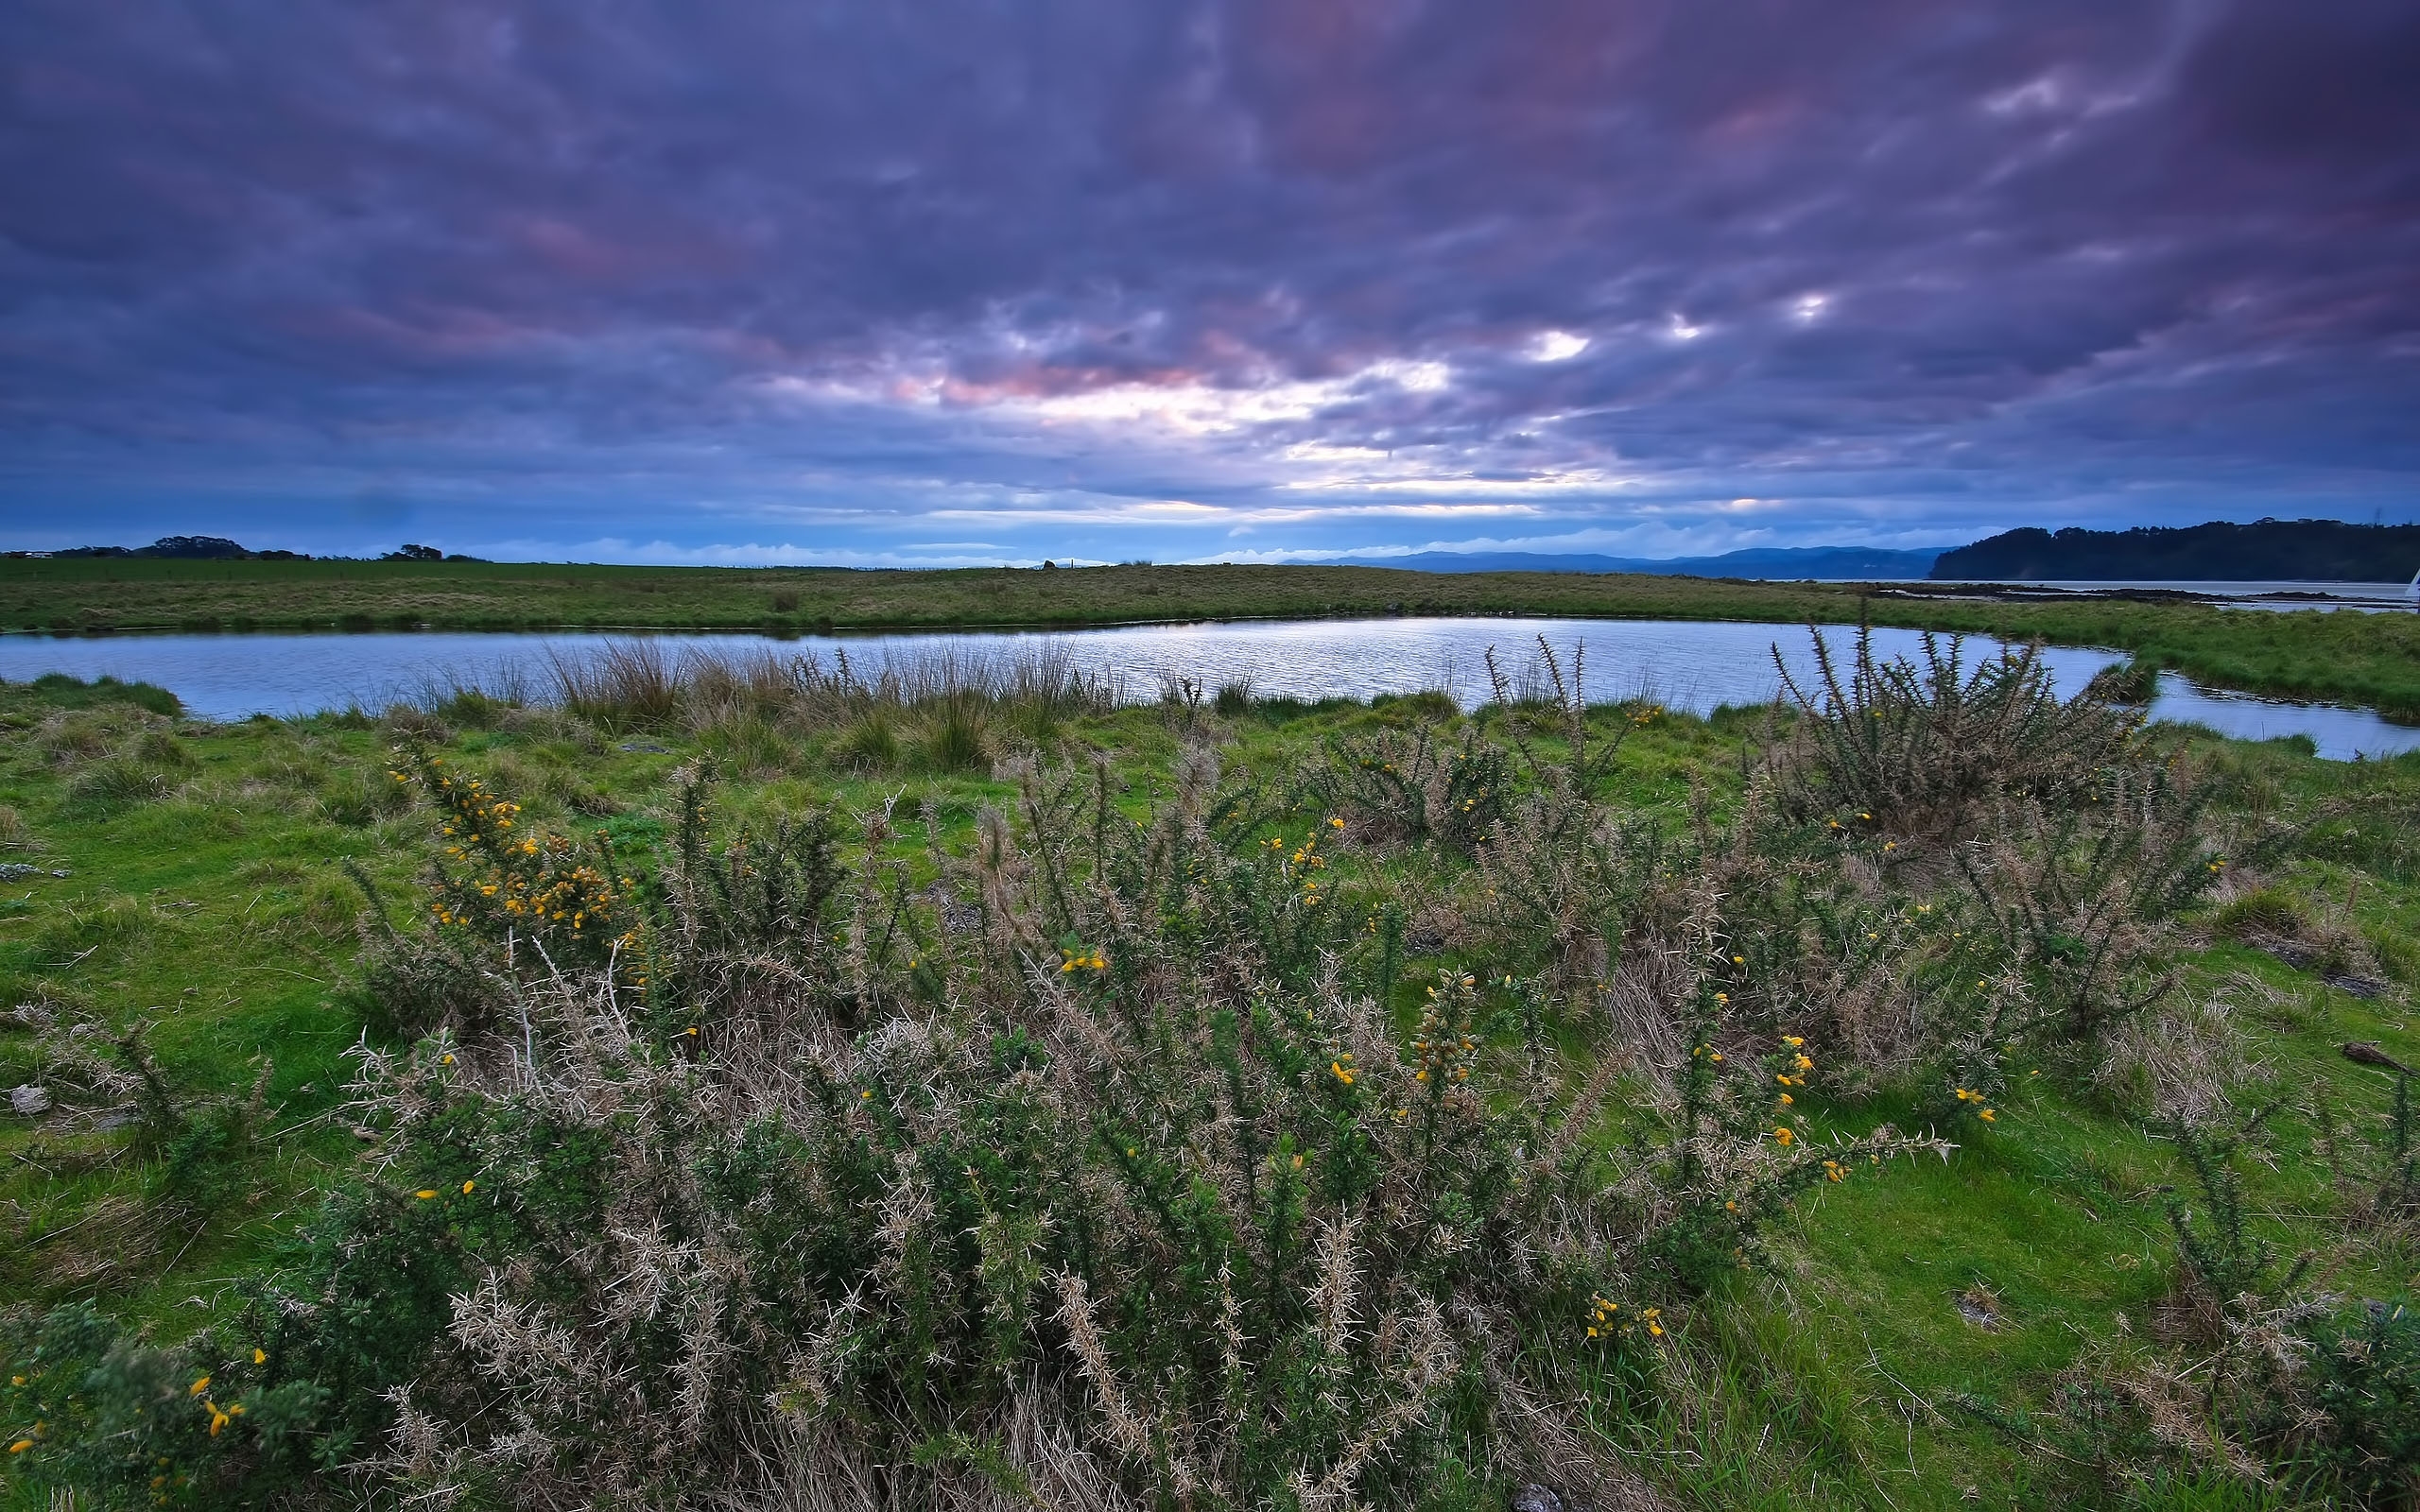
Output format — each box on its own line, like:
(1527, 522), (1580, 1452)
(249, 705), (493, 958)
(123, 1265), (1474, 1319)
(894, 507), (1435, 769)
(2, 1), (2417, 568)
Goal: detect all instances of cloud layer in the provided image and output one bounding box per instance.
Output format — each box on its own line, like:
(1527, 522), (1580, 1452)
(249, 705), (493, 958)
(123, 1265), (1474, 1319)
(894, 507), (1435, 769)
(4, 0), (2416, 561)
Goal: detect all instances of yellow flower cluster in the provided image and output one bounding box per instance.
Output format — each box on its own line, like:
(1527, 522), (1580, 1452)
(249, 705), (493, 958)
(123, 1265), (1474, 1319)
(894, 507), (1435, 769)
(1585, 1295), (1617, 1335)
(1775, 1036), (1811, 1091)
(1059, 946), (1108, 973)
(1953, 1087), (1998, 1122)
(403, 754), (637, 954)
(1586, 1297), (1664, 1339)
(186, 1374), (245, 1437)
(1409, 975), (1478, 1086)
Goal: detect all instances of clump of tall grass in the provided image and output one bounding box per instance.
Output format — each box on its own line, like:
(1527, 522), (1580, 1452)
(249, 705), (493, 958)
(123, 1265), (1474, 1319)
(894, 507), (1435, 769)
(2213, 884), (2385, 983)
(544, 638), (683, 730)
(62, 756), (174, 816)
(531, 637), (1118, 756)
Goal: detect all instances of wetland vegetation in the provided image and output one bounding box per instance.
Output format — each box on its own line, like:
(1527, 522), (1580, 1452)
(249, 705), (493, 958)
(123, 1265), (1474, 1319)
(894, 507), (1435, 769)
(6, 556), (2419, 720)
(4, 631), (2420, 1510)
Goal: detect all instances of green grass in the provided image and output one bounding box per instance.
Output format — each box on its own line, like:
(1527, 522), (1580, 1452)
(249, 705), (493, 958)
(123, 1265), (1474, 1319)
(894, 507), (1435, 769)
(7, 556), (2420, 718)
(4, 671), (2420, 1508)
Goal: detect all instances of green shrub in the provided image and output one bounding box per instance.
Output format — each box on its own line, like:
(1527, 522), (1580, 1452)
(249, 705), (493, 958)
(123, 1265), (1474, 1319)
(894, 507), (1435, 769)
(1770, 625), (2141, 841)
(1308, 719), (1510, 857)
(21, 672), (182, 717)
(2303, 1300), (2420, 1503)
(133, 727), (195, 768)
(391, 745), (640, 979)
(1, 1303), (327, 1507)
(317, 767), (414, 828)
(834, 709), (902, 770)
(2370, 927), (2420, 987)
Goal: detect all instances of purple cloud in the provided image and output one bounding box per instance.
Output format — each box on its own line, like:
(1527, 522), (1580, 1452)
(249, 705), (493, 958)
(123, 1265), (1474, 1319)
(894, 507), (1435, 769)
(2, 0), (2414, 561)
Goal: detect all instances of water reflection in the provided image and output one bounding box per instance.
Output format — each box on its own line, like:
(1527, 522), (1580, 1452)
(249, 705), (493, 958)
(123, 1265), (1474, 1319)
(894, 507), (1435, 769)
(1, 617), (2412, 763)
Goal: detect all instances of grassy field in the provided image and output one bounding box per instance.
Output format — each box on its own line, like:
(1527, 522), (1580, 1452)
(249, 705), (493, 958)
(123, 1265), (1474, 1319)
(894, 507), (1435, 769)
(6, 644), (2420, 1510)
(7, 555), (2419, 719)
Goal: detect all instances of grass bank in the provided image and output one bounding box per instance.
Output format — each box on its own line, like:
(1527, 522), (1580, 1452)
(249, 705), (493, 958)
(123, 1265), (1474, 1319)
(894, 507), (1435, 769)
(7, 556), (2418, 719)
(4, 653), (2420, 1509)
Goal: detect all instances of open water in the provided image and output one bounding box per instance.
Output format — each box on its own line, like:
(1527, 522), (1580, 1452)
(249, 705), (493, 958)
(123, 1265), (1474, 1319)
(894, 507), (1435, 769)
(1, 616), (2413, 761)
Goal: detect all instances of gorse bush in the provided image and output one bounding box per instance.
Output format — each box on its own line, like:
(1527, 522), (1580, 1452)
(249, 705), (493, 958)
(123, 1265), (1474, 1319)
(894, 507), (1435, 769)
(1947, 766), (2219, 1044)
(304, 750), (1945, 1511)
(395, 744), (642, 977)
(1770, 625), (2142, 842)
(24, 733), (1947, 1510)
(2001, 1122), (2420, 1507)
(1, 1303), (331, 1507)
(1307, 716), (1510, 857)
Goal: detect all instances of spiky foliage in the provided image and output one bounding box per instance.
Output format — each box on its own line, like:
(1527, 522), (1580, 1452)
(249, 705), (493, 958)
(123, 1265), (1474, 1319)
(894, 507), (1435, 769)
(48, 746), (1941, 1512)
(1769, 623), (2141, 842)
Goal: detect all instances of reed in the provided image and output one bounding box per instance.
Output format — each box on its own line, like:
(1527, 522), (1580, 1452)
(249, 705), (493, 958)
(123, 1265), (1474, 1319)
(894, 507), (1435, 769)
(527, 637), (1120, 741)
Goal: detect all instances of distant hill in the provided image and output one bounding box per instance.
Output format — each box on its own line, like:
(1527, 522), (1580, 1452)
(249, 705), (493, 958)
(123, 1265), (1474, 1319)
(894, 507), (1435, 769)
(52, 535), (267, 559)
(1321, 546), (1945, 579)
(27, 537), (485, 563)
(1933, 520), (2420, 582)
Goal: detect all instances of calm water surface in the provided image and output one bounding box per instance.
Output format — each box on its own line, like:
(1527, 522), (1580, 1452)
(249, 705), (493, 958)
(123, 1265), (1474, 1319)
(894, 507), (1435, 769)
(2, 617), (2413, 762)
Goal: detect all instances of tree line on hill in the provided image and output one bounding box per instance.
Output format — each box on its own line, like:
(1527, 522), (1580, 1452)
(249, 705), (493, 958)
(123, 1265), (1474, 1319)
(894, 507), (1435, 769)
(5, 536), (482, 562)
(1930, 519), (2420, 582)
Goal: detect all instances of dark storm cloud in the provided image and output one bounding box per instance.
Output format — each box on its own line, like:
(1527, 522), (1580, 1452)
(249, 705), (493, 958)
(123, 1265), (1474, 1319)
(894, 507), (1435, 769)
(2, 0), (2415, 559)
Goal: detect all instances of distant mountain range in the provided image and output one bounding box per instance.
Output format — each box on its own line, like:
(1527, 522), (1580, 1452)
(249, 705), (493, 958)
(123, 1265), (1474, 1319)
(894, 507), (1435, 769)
(1930, 520), (2420, 582)
(19, 520), (2416, 581)
(1315, 546), (1946, 578)
(1320, 521), (2420, 582)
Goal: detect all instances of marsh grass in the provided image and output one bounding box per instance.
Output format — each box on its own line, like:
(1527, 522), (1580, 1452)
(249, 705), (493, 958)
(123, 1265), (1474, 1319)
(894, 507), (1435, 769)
(539, 638), (1118, 759)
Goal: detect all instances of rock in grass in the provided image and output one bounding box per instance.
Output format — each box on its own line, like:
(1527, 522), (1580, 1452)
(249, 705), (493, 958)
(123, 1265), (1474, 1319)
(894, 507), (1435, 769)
(1512, 1486), (1563, 1512)
(2342, 1040), (2413, 1072)
(9, 1084), (52, 1115)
